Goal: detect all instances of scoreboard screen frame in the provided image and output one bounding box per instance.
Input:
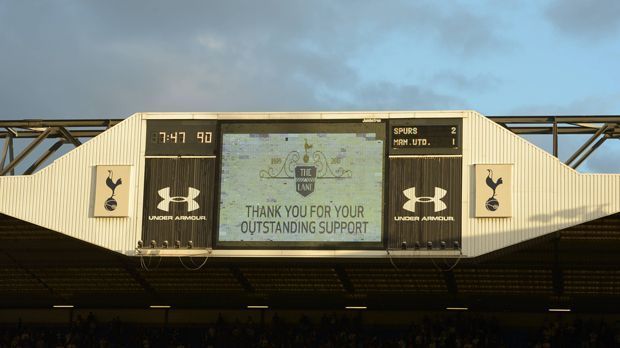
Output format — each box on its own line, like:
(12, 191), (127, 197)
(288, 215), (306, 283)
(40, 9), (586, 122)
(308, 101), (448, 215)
(214, 120), (387, 250)
(389, 118), (463, 155)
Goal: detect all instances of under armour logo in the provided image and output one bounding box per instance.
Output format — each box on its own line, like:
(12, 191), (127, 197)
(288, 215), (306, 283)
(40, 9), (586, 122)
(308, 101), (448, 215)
(157, 187), (200, 212)
(403, 187), (447, 213)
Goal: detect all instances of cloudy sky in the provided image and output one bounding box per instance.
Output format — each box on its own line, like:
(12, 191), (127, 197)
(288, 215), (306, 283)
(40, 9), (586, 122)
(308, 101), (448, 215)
(1, 0), (619, 172)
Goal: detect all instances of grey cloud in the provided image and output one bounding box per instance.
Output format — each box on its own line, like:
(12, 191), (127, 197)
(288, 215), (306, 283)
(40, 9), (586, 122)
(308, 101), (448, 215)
(436, 7), (508, 55)
(546, 0), (620, 40)
(507, 93), (620, 115)
(431, 71), (501, 93)
(77, 0), (506, 54)
(341, 82), (467, 110)
(0, 0), (500, 118)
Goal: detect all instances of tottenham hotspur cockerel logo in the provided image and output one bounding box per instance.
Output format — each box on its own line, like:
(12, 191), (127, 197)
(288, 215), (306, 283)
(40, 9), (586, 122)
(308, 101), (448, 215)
(104, 170), (123, 211)
(484, 169), (503, 211)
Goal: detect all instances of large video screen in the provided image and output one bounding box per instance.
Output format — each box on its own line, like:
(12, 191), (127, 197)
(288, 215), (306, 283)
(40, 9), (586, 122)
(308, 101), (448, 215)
(218, 122), (385, 247)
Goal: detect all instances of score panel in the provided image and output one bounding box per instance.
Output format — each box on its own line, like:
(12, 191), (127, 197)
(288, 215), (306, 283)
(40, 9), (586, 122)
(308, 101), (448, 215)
(146, 120), (217, 156)
(389, 118), (462, 155)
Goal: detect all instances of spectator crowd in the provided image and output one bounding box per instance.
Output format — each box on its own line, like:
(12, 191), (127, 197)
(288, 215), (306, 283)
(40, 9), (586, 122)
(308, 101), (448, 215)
(0, 312), (618, 347)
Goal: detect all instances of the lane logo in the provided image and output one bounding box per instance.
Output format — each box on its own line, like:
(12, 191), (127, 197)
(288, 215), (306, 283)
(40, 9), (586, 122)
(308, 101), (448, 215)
(157, 187), (200, 212)
(403, 187), (447, 213)
(259, 138), (352, 197)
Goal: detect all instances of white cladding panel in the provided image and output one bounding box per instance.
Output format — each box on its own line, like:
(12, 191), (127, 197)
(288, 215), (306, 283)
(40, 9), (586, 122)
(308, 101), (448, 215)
(0, 111), (618, 257)
(0, 114), (144, 253)
(462, 111), (620, 256)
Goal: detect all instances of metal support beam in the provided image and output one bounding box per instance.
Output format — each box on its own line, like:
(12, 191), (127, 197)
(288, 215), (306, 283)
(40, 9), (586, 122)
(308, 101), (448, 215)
(0, 119), (122, 128)
(24, 140), (66, 175)
(118, 257), (157, 297)
(488, 115), (620, 124)
(0, 127), (55, 176)
(443, 270), (458, 295)
(565, 125), (609, 167)
(498, 126), (620, 135)
(0, 130), (103, 139)
(552, 237), (564, 296)
(8, 136), (14, 176)
(1, 250), (62, 300)
(58, 127), (82, 146)
(230, 266), (254, 292)
(571, 137), (607, 169)
(0, 134), (11, 171)
(552, 118), (558, 157)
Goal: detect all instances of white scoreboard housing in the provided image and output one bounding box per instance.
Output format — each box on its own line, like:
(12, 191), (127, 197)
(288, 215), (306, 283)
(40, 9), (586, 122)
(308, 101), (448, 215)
(0, 111), (618, 259)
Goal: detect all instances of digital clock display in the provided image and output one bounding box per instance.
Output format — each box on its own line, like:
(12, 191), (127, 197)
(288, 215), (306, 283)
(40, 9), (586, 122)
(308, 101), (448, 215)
(389, 119), (462, 155)
(151, 130), (212, 144)
(145, 120), (217, 155)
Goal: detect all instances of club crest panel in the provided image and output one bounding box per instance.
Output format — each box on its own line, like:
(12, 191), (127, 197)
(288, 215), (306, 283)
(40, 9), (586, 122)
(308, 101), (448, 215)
(475, 164), (512, 217)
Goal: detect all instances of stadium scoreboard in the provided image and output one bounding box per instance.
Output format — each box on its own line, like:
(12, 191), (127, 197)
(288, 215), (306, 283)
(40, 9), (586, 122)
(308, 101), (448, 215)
(142, 118), (463, 250)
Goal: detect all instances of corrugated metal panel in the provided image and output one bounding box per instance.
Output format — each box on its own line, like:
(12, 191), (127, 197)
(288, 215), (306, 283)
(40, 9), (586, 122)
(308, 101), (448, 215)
(462, 111), (620, 257)
(0, 113), (144, 254)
